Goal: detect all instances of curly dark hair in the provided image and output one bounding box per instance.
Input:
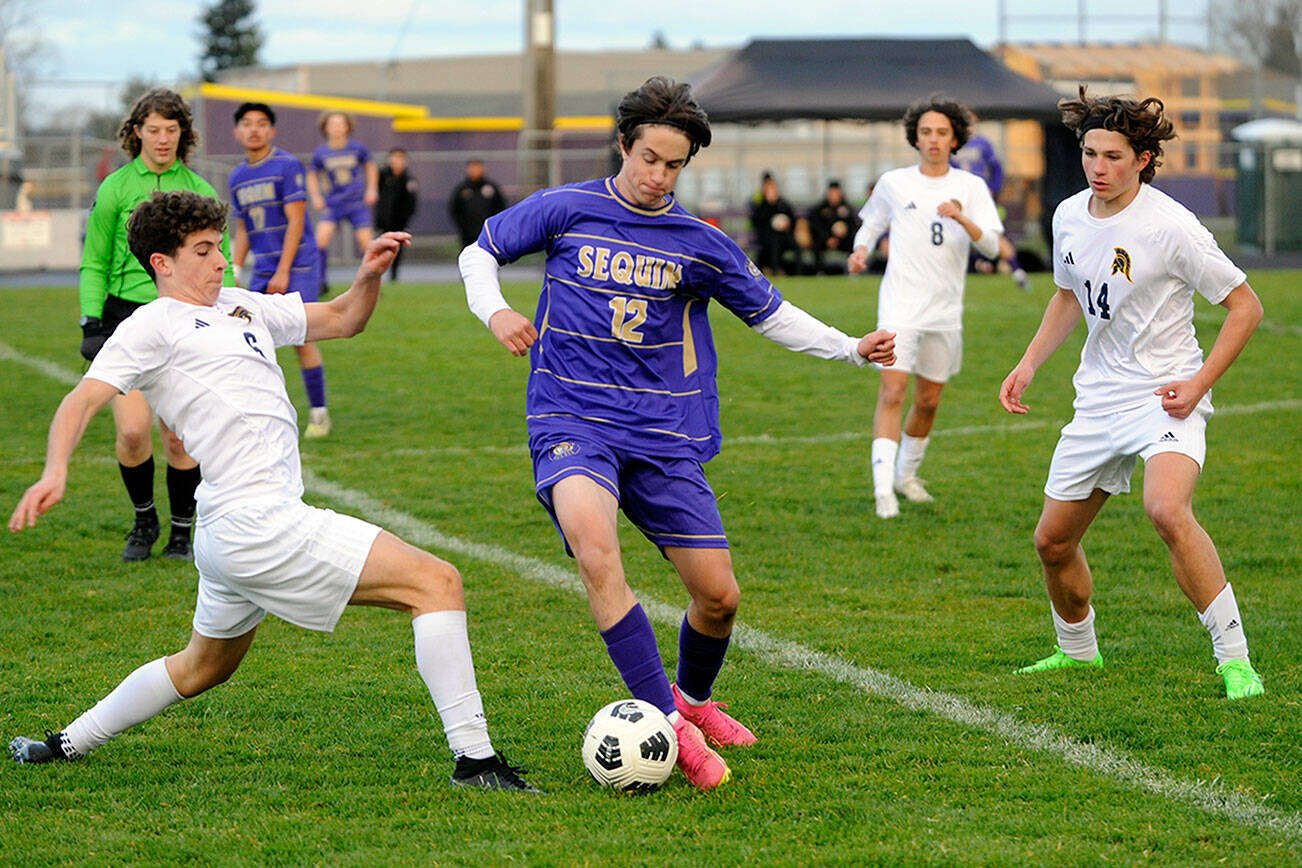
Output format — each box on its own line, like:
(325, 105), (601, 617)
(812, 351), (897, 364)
(903, 94), (973, 154)
(1058, 85), (1176, 184)
(128, 191), (228, 282)
(616, 76), (712, 162)
(118, 88), (198, 163)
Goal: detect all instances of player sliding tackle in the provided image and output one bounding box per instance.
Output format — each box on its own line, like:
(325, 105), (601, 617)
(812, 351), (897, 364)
(9, 190), (538, 791)
(460, 76), (896, 790)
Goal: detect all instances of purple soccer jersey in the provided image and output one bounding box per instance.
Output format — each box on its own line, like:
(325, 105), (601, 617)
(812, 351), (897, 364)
(479, 176), (783, 462)
(229, 148), (319, 291)
(310, 140), (372, 208)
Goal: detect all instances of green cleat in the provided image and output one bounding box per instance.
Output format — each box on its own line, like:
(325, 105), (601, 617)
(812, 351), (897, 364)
(1216, 659), (1264, 700)
(1016, 646), (1104, 674)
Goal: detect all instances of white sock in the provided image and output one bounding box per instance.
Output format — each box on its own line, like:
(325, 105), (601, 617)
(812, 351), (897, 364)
(63, 657), (183, 758)
(413, 609), (494, 760)
(1051, 605), (1099, 661)
(871, 438), (899, 496)
(896, 434), (930, 481)
(1198, 583), (1250, 664)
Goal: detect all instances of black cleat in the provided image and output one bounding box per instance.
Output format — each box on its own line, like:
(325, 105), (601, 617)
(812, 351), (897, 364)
(122, 515), (160, 562)
(10, 731), (72, 764)
(450, 752), (542, 793)
(162, 532), (193, 561)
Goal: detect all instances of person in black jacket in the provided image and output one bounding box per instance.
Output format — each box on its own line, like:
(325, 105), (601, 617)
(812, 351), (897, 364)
(449, 159), (506, 249)
(374, 148), (419, 281)
(807, 180), (861, 275)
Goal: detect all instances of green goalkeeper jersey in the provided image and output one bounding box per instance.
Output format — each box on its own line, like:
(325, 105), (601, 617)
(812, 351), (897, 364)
(79, 157), (235, 318)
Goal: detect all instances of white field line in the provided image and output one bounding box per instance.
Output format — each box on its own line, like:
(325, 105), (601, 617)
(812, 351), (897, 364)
(304, 468), (1301, 842)
(6, 340), (1302, 841)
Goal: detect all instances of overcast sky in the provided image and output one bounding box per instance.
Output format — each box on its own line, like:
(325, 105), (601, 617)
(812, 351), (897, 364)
(15, 0), (1212, 115)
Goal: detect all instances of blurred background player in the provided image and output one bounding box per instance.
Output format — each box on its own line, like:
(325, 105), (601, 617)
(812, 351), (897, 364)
(229, 102), (331, 438)
(459, 75), (895, 791)
(374, 147), (419, 282)
(849, 95), (1004, 519)
(807, 179), (862, 275)
(749, 171), (800, 276)
(307, 111), (377, 295)
(448, 159), (506, 250)
(78, 87), (233, 561)
(951, 112), (1031, 291)
(999, 87), (1264, 700)
(10, 190), (537, 792)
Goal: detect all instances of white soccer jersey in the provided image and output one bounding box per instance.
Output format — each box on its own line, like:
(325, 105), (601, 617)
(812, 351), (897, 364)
(86, 287), (309, 519)
(1052, 185), (1245, 416)
(854, 165), (1003, 331)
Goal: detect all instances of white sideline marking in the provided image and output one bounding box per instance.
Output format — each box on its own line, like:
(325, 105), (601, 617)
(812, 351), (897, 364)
(307, 467), (1301, 843)
(6, 340), (1302, 841)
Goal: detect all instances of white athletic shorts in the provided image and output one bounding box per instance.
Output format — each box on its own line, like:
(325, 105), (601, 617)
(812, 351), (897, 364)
(1044, 399), (1209, 501)
(874, 327), (962, 383)
(192, 499), (382, 639)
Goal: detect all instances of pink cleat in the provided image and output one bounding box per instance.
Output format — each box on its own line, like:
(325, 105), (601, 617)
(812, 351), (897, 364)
(672, 716), (730, 790)
(672, 683), (758, 747)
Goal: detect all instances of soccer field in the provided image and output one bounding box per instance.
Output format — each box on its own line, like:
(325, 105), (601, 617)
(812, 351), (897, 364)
(1, 271), (1299, 865)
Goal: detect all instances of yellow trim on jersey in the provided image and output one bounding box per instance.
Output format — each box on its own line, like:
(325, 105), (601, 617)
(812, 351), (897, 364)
(545, 271), (672, 303)
(602, 177), (676, 217)
(681, 300), (698, 377)
(527, 412), (713, 443)
(480, 223), (504, 258)
(533, 368), (701, 397)
(193, 83), (428, 119)
(561, 232), (723, 274)
(546, 323), (684, 350)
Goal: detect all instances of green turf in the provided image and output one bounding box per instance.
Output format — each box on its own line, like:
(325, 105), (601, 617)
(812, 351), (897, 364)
(1, 270), (1299, 865)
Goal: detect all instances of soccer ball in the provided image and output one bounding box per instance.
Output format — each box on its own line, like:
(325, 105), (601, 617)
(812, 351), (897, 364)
(582, 699), (678, 792)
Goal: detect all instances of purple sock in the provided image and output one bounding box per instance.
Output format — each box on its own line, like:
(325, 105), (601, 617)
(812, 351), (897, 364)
(600, 604), (675, 717)
(676, 615), (731, 702)
(301, 364), (327, 409)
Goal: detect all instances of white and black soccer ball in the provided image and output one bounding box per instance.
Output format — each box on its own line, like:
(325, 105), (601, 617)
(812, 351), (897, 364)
(582, 699), (678, 792)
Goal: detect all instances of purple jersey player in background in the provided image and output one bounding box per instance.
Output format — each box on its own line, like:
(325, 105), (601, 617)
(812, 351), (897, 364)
(230, 102), (332, 439)
(459, 76), (896, 791)
(951, 113), (1031, 292)
(307, 111), (378, 297)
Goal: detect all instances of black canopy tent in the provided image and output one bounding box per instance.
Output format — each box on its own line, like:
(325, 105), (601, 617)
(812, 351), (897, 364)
(690, 37), (1064, 122)
(690, 38), (1084, 244)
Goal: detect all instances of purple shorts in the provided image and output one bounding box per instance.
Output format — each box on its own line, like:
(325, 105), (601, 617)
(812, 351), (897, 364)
(530, 434), (728, 556)
(249, 256), (323, 302)
(320, 199), (373, 230)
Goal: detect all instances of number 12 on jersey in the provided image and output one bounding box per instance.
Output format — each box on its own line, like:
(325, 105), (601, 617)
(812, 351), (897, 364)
(609, 296), (648, 343)
(1082, 279), (1111, 320)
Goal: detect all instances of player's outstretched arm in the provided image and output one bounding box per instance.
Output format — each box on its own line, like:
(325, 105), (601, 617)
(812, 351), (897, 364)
(751, 300), (888, 367)
(459, 243), (538, 356)
(9, 378), (119, 531)
(1155, 281), (1262, 420)
(998, 288), (1083, 414)
(303, 232), (409, 342)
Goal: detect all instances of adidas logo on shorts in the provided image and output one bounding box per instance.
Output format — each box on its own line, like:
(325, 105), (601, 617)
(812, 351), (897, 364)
(1158, 431), (1178, 443)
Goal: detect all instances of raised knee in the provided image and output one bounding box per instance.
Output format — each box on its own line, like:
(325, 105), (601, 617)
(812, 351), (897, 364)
(695, 582), (740, 625)
(1146, 499), (1193, 542)
(1034, 527), (1075, 567)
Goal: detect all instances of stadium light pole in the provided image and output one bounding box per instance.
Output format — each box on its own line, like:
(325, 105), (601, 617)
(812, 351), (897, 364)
(523, 0), (556, 192)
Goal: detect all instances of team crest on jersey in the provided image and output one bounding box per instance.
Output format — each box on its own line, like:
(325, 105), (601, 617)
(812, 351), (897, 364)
(228, 305), (253, 324)
(1110, 247), (1133, 282)
(746, 259), (762, 279)
(549, 441), (580, 460)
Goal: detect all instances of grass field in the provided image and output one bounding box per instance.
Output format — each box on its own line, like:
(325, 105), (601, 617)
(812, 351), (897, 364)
(1, 269), (1299, 866)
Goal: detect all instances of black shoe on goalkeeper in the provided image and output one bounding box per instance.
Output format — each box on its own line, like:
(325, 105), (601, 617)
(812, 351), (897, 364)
(10, 731), (78, 764)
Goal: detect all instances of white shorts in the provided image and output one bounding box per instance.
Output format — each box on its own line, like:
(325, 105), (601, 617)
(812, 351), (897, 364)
(1044, 400), (1209, 501)
(192, 499), (382, 639)
(874, 327), (962, 383)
